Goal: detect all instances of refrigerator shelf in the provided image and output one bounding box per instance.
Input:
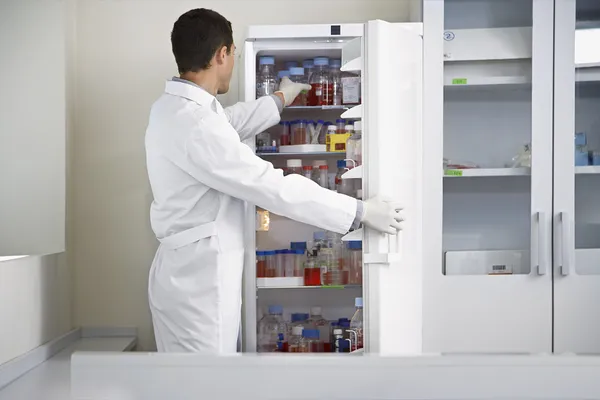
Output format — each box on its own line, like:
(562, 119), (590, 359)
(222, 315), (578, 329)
(575, 166), (600, 174)
(257, 284), (362, 290)
(257, 151), (345, 157)
(284, 105), (350, 111)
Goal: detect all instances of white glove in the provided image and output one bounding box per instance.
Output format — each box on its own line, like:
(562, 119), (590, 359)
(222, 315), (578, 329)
(275, 77), (312, 107)
(361, 198), (404, 234)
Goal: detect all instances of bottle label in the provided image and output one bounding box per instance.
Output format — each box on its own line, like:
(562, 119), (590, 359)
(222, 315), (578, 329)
(342, 77), (360, 104)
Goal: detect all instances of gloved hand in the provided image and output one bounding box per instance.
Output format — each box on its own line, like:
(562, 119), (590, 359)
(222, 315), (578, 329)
(275, 77), (312, 107)
(361, 198), (404, 234)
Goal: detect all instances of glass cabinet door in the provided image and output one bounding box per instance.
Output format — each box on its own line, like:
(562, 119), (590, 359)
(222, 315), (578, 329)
(427, 0), (553, 353)
(554, 0), (600, 354)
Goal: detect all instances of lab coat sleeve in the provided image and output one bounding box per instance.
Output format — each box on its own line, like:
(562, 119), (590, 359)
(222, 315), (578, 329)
(184, 113), (357, 234)
(223, 96), (281, 142)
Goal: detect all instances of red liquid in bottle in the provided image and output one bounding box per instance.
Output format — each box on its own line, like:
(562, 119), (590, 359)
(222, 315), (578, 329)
(304, 267), (321, 286)
(256, 260), (266, 278)
(308, 83), (332, 106)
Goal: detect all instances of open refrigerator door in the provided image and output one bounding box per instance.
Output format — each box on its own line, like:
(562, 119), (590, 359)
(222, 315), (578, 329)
(361, 21), (423, 355)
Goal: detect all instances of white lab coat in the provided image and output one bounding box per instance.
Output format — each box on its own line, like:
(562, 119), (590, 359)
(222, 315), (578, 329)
(145, 80), (357, 353)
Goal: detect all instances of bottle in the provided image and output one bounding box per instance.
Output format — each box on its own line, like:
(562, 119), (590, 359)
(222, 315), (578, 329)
(303, 59), (314, 81)
(286, 159), (303, 175)
(319, 121), (330, 145)
(257, 305), (286, 352)
(256, 251), (266, 278)
(312, 160), (327, 182)
(333, 329), (351, 353)
(308, 57), (331, 106)
(299, 329), (323, 353)
(308, 306), (330, 349)
(288, 326), (304, 352)
(285, 61), (299, 70)
(264, 250), (277, 277)
(330, 59), (343, 106)
(280, 121), (291, 146)
(256, 56), (277, 98)
(303, 251), (321, 286)
(349, 297), (364, 351)
(302, 165), (313, 179)
(336, 119), (346, 134)
(334, 160), (354, 196)
(292, 249), (305, 277)
(345, 124), (354, 136)
(346, 241), (362, 285)
(289, 67), (308, 106)
(346, 121), (362, 166)
(291, 120), (308, 145)
(318, 165), (329, 189)
(326, 125), (336, 151)
(341, 70), (361, 105)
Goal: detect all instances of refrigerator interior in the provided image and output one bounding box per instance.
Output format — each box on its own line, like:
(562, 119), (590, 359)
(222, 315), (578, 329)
(442, 0), (533, 276)
(248, 42), (364, 352)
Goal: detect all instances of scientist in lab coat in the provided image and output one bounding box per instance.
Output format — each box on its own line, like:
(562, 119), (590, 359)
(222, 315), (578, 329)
(145, 8), (404, 353)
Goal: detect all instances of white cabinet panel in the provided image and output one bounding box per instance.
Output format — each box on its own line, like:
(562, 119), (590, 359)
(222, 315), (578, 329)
(0, 1), (66, 255)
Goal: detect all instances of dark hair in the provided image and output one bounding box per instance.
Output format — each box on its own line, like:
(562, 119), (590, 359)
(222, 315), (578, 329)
(171, 8), (233, 73)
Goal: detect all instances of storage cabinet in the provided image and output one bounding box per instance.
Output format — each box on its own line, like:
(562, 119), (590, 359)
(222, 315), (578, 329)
(424, 0), (600, 354)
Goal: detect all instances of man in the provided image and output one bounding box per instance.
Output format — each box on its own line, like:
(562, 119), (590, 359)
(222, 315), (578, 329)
(145, 8), (403, 353)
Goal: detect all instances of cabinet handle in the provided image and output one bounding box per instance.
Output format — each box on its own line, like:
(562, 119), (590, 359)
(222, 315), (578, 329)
(560, 211), (571, 276)
(532, 211), (546, 275)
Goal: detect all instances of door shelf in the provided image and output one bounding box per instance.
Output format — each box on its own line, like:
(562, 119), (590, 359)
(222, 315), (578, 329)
(284, 105), (350, 111)
(444, 76), (530, 88)
(257, 152), (345, 157)
(575, 166), (600, 174)
(342, 165), (363, 179)
(444, 168), (530, 178)
(341, 57), (362, 72)
(341, 104), (363, 119)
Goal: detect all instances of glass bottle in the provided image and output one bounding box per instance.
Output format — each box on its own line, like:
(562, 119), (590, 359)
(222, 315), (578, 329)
(346, 241), (362, 285)
(308, 57), (331, 106)
(311, 160), (327, 182)
(346, 121), (362, 166)
(308, 306), (330, 350)
(299, 329), (323, 353)
(330, 59), (343, 106)
(256, 56), (277, 98)
(303, 59), (314, 81)
(286, 159), (303, 175)
(318, 165), (329, 189)
(257, 305), (286, 352)
(285, 61), (299, 70)
(348, 297), (363, 351)
(288, 326), (304, 353)
(334, 160), (353, 196)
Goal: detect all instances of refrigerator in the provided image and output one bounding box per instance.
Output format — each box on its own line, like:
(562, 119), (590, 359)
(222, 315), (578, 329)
(240, 20), (424, 355)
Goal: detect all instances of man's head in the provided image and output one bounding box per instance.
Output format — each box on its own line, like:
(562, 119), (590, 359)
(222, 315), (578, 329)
(171, 9), (235, 94)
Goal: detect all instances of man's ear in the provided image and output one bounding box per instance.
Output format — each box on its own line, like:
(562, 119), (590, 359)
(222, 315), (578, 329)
(215, 46), (228, 65)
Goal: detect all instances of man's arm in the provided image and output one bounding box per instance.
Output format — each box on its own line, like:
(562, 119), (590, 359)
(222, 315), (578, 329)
(183, 111), (357, 234)
(223, 95), (282, 142)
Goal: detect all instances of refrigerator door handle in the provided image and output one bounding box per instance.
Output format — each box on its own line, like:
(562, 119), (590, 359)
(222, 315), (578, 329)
(532, 211), (546, 275)
(560, 211), (571, 276)
(363, 229), (403, 265)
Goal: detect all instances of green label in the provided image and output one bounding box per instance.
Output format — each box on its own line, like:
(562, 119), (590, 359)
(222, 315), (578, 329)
(444, 169), (463, 176)
(452, 78), (468, 85)
(322, 285), (345, 289)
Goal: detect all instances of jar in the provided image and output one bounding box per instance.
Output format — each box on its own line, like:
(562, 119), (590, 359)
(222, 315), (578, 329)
(291, 120), (308, 145)
(264, 250), (277, 277)
(345, 241), (362, 285)
(286, 159), (303, 175)
(289, 67), (308, 106)
(256, 251), (266, 278)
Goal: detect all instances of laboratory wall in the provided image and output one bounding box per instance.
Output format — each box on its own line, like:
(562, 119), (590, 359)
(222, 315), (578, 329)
(0, 0), (76, 366)
(72, 0), (411, 350)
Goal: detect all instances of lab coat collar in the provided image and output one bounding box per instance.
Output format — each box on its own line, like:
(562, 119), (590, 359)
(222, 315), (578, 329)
(164, 80), (224, 114)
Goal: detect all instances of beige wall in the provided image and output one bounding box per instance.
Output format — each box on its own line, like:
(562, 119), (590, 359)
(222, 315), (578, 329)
(72, 0), (411, 350)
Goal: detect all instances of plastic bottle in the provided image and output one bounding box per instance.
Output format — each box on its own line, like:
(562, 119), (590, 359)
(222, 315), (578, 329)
(264, 250), (277, 277)
(289, 67), (308, 106)
(326, 125), (336, 152)
(335, 160), (354, 196)
(341, 70), (361, 105)
(349, 297), (364, 351)
(302, 165), (312, 179)
(291, 119), (308, 145)
(286, 159), (303, 175)
(285, 61), (299, 70)
(330, 59), (343, 106)
(312, 160), (327, 182)
(256, 56), (277, 98)
(308, 57), (331, 106)
(292, 249), (305, 277)
(336, 119), (346, 134)
(308, 306), (330, 349)
(280, 121), (291, 146)
(319, 122), (331, 145)
(256, 251), (266, 278)
(346, 121), (362, 166)
(288, 326), (304, 353)
(346, 241), (362, 285)
(303, 59), (314, 81)
(299, 329), (323, 353)
(257, 305), (286, 352)
(318, 165), (329, 189)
